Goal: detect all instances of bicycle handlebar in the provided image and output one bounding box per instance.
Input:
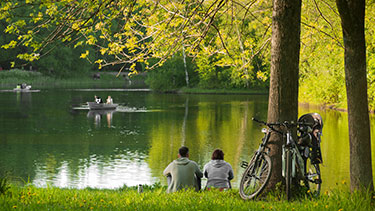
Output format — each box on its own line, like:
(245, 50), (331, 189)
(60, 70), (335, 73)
(252, 117), (313, 134)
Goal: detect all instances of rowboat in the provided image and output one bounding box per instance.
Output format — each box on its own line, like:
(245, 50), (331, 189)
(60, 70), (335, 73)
(12, 88), (40, 92)
(87, 102), (118, 110)
(0, 87), (40, 93)
(10, 84), (40, 92)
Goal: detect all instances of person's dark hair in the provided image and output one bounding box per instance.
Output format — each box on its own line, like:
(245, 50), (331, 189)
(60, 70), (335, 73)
(179, 146), (189, 157)
(211, 149), (224, 160)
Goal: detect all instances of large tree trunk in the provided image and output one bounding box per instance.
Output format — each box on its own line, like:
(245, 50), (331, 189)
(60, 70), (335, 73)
(266, 0), (301, 188)
(336, 0), (373, 191)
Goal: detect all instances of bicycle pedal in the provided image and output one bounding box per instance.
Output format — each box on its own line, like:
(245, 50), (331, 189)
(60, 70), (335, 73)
(240, 161), (248, 168)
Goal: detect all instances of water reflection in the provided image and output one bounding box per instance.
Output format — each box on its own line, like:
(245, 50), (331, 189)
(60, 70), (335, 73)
(0, 90), (374, 191)
(147, 97), (268, 189)
(32, 150), (157, 188)
(87, 110), (115, 128)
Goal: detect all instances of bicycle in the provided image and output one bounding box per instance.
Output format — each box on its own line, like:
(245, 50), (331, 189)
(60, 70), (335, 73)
(282, 114), (323, 200)
(238, 118), (277, 200)
(239, 113), (323, 200)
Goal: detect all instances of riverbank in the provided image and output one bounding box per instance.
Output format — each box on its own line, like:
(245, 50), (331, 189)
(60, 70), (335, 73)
(0, 69), (353, 112)
(177, 88), (353, 113)
(177, 87), (268, 95)
(299, 102), (348, 113)
(0, 69), (146, 89)
(0, 184), (372, 210)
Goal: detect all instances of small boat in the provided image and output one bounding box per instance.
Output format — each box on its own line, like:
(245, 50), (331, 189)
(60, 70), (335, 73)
(12, 88), (40, 92)
(87, 102), (118, 110)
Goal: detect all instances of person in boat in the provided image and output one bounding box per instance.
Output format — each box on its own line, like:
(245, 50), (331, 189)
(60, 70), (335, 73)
(163, 146), (203, 193)
(95, 95), (103, 104)
(106, 96), (113, 104)
(203, 149), (234, 190)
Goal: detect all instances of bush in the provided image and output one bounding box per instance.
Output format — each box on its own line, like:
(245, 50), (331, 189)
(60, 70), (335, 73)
(145, 54), (197, 91)
(0, 176), (10, 195)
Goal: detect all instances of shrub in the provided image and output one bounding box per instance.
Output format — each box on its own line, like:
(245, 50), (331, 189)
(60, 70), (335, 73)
(145, 53), (197, 91)
(0, 176), (10, 195)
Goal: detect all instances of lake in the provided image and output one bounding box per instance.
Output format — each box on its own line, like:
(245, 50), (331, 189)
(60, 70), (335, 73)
(0, 89), (374, 191)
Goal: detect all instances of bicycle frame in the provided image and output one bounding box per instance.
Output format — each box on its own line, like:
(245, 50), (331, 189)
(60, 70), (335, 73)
(241, 128), (271, 169)
(282, 131), (305, 180)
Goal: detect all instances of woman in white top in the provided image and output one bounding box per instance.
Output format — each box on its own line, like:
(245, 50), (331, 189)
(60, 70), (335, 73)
(106, 96), (113, 104)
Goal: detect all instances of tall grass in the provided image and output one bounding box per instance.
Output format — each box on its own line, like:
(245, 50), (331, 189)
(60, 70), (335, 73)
(0, 177), (10, 196)
(0, 184), (372, 210)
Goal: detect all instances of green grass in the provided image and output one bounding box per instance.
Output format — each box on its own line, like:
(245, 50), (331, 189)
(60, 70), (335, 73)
(0, 184), (373, 210)
(0, 69), (146, 89)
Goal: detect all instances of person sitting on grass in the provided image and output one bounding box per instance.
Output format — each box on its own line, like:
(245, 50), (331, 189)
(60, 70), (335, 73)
(163, 146), (203, 193)
(203, 149), (234, 190)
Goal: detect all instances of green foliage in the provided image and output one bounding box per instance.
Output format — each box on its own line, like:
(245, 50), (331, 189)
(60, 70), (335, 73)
(34, 44), (94, 78)
(0, 69), (42, 79)
(366, 3), (375, 110)
(0, 69), (143, 89)
(145, 53), (197, 91)
(2, 0), (375, 110)
(299, 1), (346, 108)
(195, 53), (221, 89)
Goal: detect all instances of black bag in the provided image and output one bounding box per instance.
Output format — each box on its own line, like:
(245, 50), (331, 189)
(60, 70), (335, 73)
(298, 113), (323, 164)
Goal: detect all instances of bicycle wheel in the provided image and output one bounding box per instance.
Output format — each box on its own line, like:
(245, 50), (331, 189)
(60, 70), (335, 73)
(239, 153), (272, 200)
(285, 149), (292, 201)
(304, 159), (321, 196)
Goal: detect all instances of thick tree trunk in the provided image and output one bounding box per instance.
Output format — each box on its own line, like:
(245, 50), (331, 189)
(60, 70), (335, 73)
(266, 0), (301, 188)
(336, 0), (373, 191)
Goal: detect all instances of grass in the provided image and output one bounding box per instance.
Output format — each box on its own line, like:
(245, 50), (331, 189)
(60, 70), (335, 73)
(0, 183), (373, 210)
(0, 69), (146, 89)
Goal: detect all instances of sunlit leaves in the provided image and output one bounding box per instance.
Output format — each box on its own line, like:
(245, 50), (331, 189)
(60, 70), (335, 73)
(1, 40), (17, 49)
(85, 35), (97, 45)
(74, 41), (84, 48)
(299, 0), (346, 105)
(1, 0), (271, 80)
(95, 59), (103, 69)
(16, 53), (40, 61)
(80, 50), (89, 59)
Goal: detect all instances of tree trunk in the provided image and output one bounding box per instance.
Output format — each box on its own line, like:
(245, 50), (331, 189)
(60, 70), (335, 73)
(182, 45), (189, 87)
(266, 0), (301, 188)
(336, 0), (374, 191)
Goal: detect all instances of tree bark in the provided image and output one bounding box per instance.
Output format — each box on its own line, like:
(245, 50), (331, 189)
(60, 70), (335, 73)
(336, 0), (374, 191)
(182, 45), (189, 87)
(266, 0), (301, 188)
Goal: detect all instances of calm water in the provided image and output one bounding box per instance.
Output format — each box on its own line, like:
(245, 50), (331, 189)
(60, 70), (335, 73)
(0, 89), (374, 191)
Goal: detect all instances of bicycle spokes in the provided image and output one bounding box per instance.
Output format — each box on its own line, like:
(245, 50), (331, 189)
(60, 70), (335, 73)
(305, 163), (321, 196)
(239, 154), (272, 200)
(242, 157), (270, 195)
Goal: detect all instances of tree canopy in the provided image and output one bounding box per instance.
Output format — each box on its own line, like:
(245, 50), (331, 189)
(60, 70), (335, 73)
(2, 0), (375, 110)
